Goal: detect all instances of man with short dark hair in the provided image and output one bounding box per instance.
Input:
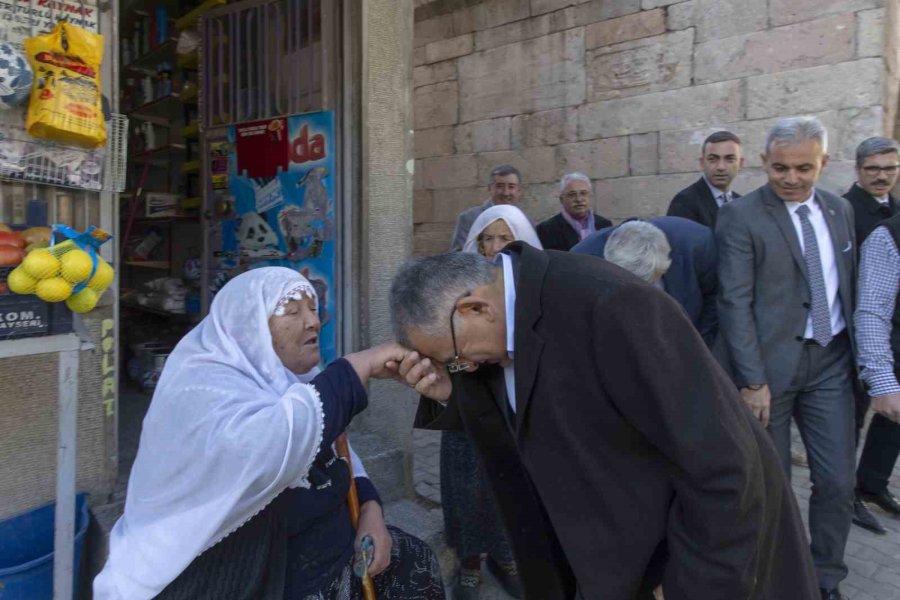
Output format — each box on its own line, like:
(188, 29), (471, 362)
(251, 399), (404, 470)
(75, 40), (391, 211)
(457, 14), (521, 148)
(845, 137), (900, 535)
(667, 131), (744, 228)
(535, 172), (612, 251)
(387, 247), (818, 600)
(717, 117), (857, 600)
(449, 165), (523, 251)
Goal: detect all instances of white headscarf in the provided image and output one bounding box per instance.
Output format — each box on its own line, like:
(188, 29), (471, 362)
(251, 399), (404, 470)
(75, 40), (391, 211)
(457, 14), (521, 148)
(462, 204), (543, 254)
(94, 268), (328, 600)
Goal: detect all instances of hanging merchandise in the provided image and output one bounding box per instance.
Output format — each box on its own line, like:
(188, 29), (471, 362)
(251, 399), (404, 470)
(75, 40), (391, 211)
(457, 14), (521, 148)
(0, 43), (34, 110)
(24, 22), (106, 148)
(0, 229), (25, 268)
(7, 224), (114, 313)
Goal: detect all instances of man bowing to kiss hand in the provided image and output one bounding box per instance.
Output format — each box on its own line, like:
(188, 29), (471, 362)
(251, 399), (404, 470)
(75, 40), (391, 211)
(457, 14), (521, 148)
(387, 246), (818, 600)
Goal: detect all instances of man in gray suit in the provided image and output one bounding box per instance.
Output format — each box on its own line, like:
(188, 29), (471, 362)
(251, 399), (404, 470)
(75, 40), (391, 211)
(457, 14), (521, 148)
(449, 165), (522, 251)
(717, 116), (857, 600)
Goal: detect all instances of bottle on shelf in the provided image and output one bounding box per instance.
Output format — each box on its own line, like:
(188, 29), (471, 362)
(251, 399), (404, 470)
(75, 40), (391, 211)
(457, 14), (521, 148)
(156, 7), (169, 44)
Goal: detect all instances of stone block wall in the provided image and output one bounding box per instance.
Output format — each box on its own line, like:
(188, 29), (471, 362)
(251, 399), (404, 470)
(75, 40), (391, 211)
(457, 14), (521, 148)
(412, 0), (900, 255)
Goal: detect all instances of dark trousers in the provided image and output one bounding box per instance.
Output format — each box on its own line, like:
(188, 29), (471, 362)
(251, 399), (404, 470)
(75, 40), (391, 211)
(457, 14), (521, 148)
(769, 333), (855, 589)
(857, 413), (900, 495)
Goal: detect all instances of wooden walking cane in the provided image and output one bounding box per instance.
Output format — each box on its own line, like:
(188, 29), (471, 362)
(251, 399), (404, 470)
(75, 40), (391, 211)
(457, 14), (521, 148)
(335, 432), (377, 600)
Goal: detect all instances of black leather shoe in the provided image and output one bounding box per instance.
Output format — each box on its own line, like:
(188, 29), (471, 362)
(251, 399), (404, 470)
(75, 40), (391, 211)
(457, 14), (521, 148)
(852, 496), (887, 534)
(486, 555), (524, 599)
(859, 489), (900, 516)
(820, 588), (847, 600)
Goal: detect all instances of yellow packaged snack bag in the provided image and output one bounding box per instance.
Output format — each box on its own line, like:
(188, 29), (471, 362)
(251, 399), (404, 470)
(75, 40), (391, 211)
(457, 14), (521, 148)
(24, 22), (106, 148)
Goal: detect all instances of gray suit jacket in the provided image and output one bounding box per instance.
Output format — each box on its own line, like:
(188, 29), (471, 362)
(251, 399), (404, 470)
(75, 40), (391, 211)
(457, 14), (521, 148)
(716, 184), (857, 397)
(449, 199), (493, 251)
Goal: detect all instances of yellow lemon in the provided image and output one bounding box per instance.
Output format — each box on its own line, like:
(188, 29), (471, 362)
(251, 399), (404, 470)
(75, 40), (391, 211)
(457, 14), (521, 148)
(86, 259), (114, 292)
(65, 288), (99, 313)
(35, 277), (73, 302)
(60, 249), (94, 283)
(22, 249), (61, 279)
(6, 267), (38, 294)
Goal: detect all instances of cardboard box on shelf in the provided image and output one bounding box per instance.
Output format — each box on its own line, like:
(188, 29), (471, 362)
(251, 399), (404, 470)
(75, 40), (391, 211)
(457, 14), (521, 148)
(145, 193), (180, 218)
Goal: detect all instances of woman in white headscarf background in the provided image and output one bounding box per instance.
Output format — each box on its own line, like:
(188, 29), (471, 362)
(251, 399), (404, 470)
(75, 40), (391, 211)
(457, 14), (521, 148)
(443, 205), (542, 600)
(94, 267), (444, 600)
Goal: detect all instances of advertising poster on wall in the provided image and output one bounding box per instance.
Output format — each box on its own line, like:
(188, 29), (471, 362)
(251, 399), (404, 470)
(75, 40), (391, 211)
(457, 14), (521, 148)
(213, 111), (337, 364)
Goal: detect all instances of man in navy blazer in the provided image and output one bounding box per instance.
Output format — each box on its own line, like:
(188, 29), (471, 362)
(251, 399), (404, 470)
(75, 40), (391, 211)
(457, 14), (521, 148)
(572, 216), (718, 347)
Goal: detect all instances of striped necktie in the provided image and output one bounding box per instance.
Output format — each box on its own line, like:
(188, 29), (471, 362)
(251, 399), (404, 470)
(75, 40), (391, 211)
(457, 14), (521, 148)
(796, 204), (832, 347)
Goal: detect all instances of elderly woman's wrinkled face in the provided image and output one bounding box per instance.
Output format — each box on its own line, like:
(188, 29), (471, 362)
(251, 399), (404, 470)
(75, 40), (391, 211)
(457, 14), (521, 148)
(478, 219), (515, 260)
(269, 295), (321, 374)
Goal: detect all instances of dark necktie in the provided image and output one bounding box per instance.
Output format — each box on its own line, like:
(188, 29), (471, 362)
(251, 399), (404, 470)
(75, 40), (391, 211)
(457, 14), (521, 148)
(796, 204), (832, 347)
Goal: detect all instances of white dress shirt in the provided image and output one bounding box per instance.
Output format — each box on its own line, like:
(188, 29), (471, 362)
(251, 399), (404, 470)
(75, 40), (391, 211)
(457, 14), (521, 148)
(784, 189), (846, 338)
(703, 176), (733, 207)
(877, 193), (890, 206)
(496, 252), (517, 414)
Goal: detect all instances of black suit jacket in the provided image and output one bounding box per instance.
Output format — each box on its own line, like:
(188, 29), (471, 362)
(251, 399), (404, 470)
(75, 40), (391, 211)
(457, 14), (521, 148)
(843, 183), (900, 248)
(666, 177), (741, 229)
(415, 243), (818, 600)
(535, 212), (612, 251)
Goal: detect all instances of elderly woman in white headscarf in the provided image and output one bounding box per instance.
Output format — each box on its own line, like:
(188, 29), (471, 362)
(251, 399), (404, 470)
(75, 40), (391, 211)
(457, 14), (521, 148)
(462, 204), (542, 260)
(443, 204), (541, 600)
(94, 268), (444, 600)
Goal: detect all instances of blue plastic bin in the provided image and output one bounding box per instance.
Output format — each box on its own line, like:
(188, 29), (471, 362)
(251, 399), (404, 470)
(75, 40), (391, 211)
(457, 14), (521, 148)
(0, 494), (89, 599)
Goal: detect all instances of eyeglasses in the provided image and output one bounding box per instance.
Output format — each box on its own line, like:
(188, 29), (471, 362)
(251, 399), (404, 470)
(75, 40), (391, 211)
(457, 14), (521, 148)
(862, 165), (900, 176)
(563, 190), (592, 200)
(447, 294), (474, 374)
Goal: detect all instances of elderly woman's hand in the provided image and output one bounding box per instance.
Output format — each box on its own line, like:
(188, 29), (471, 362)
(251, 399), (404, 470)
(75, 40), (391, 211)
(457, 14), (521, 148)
(356, 500), (393, 577)
(366, 342), (411, 380)
(344, 342), (409, 386)
(389, 351), (452, 403)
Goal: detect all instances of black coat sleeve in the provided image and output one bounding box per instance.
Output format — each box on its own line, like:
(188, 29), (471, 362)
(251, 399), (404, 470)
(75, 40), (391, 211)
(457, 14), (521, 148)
(666, 192), (698, 221)
(413, 386), (464, 431)
(535, 219), (557, 251)
(592, 283), (768, 600)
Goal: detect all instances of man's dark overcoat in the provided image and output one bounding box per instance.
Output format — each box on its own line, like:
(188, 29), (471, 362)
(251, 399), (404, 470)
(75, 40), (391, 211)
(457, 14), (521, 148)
(415, 242), (818, 600)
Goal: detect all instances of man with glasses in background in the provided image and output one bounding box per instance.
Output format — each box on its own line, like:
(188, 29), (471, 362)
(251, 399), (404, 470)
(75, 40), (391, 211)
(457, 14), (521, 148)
(536, 172), (612, 251)
(844, 137), (900, 247)
(844, 137), (900, 535)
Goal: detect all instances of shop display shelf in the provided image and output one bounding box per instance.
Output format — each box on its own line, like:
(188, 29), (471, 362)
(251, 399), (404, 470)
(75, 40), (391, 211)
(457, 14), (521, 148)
(128, 95), (184, 121)
(176, 0), (227, 30)
(128, 144), (187, 164)
(0, 113), (129, 193)
(123, 39), (180, 74)
(181, 121), (199, 139)
(124, 261), (171, 270)
(123, 215), (200, 224)
(121, 300), (200, 321)
(179, 86), (199, 105)
(177, 49), (199, 71)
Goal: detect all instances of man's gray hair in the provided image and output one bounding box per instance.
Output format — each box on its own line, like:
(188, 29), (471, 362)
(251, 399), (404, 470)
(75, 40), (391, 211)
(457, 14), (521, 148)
(559, 172), (592, 193)
(603, 221), (672, 283)
(855, 136), (900, 167)
(390, 252), (498, 346)
(765, 116), (828, 154)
